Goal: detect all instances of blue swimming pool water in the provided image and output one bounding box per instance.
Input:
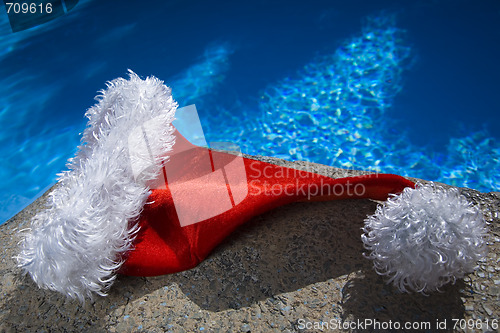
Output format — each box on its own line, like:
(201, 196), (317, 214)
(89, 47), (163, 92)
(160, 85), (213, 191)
(1, 0), (499, 224)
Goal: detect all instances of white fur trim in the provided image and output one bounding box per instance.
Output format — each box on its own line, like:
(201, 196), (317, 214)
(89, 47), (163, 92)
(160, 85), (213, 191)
(362, 182), (488, 294)
(17, 71), (177, 300)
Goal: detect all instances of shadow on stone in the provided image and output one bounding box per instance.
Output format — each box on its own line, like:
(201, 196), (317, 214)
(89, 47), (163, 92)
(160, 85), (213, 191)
(109, 199), (379, 312)
(340, 268), (467, 332)
(2, 198), (379, 330)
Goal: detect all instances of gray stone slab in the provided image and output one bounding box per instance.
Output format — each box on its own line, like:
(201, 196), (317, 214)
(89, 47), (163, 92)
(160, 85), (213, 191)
(0, 154), (498, 332)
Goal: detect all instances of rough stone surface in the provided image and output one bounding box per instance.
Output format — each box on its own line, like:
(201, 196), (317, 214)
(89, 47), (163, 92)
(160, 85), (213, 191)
(0, 155), (499, 332)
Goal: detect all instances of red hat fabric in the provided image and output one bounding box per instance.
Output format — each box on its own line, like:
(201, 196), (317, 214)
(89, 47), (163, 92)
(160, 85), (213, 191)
(120, 129), (415, 276)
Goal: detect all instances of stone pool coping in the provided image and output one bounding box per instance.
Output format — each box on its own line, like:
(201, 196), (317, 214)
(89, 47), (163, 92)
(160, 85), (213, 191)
(0, 154), (498, 332)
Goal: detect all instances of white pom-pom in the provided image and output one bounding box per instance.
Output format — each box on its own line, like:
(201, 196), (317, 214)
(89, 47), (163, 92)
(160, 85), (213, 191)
(362, 182), (488, 294)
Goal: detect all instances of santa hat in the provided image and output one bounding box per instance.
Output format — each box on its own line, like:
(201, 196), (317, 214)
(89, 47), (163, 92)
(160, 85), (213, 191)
(17, 72), (488, 301)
